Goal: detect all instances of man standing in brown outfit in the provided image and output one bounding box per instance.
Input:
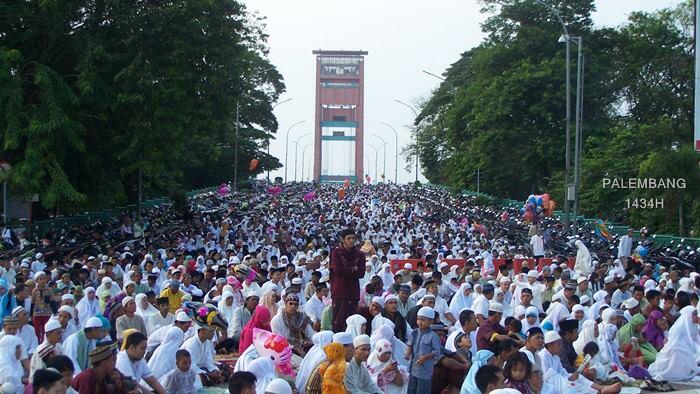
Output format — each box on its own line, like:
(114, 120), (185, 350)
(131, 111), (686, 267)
(329, 228), (364, 332)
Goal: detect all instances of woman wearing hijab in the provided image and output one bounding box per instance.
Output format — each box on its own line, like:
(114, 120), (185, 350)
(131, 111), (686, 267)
(134, 293), (158, 321)
(617, 314), (657, 365)
(345, 314), (367, 337)
(238, 306), (272, 353)
(378, 263), (394, 291)
(0, 336), (24, 394)
(76, 287), (100, 328)
(648, 305), (700, 381)
(460, 350), (496, 394)
(642, 310), (668, 351)
(260, 281), (280, 318)
(296, 331), (334, 394)
(596, 308), (626, 377)
(588, 290), (609, 321)
(574, 240), (592, 276)
(370, 324), (410, 369)
(246, 357), (277, 394)
(366, 339), (408, 394)
(148, 326), (185, 379)
(521, 306), (540, 333)
(569, 304), (586, 330)
(217, 291), (236, 334)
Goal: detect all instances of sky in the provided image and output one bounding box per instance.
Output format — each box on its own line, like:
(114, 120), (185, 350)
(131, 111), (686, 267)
(243, 0), (685, 184)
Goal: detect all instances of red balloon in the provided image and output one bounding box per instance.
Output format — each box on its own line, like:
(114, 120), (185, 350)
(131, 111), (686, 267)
(338, 188), (346, 200)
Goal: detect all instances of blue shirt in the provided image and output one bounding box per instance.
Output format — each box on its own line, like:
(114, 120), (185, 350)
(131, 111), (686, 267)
(408, 328), (442, 379)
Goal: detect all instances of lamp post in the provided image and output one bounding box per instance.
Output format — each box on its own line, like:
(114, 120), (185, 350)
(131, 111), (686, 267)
(284, 120), (305, 183)
(365, 143), (379, 182)
(270, 98), (293, 183)
(301, 143), (313, 183)
(533, 0), (572, 232)
(394, 99), (420, 183)
(371, 133), (388, 182)
(293, 133), (310, 182)
(422, 70), (445, 81)
(379, 122), (399, 184)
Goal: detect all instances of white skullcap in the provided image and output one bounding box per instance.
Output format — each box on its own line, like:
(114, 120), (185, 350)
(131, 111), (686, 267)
(384, 294), (398, 303)
(622, 298), (639, 310)
(121, 296), (135, 307)
(332, 332), (353, 345)
(488, 301), (504, 313)
(61, 294), (75, 302)
(85, 317), (103, 329)
(404, 263), (413, 270)
(417, 306), (435, 319)
(544, 331), (561, 344)
(499, 277), (511, 284)
(577, 276), (588, 284)
(352, 334), (371, 348)
(44, 319), (62, 332)
(58, 305), (74, 318)
(579, 295), (590, 305)
(265, 379), (292, 394)
(175, 311), (191, 322)
(527, 270), (538, 278)
(291, 278), (302, 285)
(371, 296), (385, 308)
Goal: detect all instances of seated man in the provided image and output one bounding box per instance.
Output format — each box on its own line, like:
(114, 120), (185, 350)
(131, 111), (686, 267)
(116, 331), (166, 394)
(180, 325), (224, 386)
(271, 293), (316, 356)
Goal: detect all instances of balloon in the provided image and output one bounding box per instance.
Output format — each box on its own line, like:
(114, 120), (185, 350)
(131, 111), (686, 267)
(303, 191), (316, 201)
(253, 328), (294, 376)
(268, 186), (282, 196)
(249, 159), (259, 171)
(536, 197), (543, 206)
(523, 211), (534, 222)
(528, 196), (537, 205)
(638, 246), (649, 257)
(337, 188), (346, 200)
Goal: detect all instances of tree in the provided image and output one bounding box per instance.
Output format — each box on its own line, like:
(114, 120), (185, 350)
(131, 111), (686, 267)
(0, 0), (284, 213)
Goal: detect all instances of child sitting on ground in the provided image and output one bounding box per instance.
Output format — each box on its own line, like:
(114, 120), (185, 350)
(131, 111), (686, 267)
(160, 349), (200, 394)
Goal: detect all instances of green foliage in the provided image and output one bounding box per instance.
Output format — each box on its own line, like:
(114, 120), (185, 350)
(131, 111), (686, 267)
(0, 0), (284, 212)
(415, 0), (700, 235)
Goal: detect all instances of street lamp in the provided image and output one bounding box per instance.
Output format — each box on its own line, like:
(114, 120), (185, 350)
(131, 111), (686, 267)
(293, 133), (310, 182)
(365, 143), (379, 182)
(422, 70), (445, 81)
(284, 120), (305, 183)
(371, 133), (388, 182)
(379, 122), (399, 184)
(301, 143), (313, 183)
(393, 99), (420, 183)
(533, 0), (573, 232)
(269, 98), (293, 183)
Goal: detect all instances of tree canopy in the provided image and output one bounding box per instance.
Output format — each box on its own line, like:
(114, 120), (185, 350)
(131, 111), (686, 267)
(413, 0), (700, 235)
(1, 0), (284, 214)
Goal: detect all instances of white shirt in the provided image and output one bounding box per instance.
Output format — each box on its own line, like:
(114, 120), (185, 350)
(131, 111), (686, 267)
(303, 294), (325, 323)
(63, 332), (96, 375)
(18, 324), (38, 355)
(181, 336), (218, 374)
(617, 235), (633, 258)
(530, 235), (545, 256)
(146, 312), (175, 335)
(116, 350), (153, 381)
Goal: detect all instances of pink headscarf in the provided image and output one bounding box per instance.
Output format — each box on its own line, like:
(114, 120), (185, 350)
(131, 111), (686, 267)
(238, 306), (272, 352)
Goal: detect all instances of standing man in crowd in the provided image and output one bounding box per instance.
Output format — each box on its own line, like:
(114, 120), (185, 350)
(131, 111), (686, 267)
(330, 229), (364, 332)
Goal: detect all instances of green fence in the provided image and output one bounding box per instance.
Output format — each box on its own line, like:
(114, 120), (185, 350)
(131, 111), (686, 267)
(451, 186), (700, 248)
(29, 186), (219, 238)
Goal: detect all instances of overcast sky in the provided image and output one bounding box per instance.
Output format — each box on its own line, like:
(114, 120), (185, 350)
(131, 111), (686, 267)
(243, 0), (684, 184)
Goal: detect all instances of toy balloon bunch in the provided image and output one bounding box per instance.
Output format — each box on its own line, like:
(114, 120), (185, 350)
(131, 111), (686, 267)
(520, 194), (555, 223)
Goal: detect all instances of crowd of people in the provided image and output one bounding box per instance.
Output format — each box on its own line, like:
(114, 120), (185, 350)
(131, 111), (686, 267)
(0, 181), (699, 394)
